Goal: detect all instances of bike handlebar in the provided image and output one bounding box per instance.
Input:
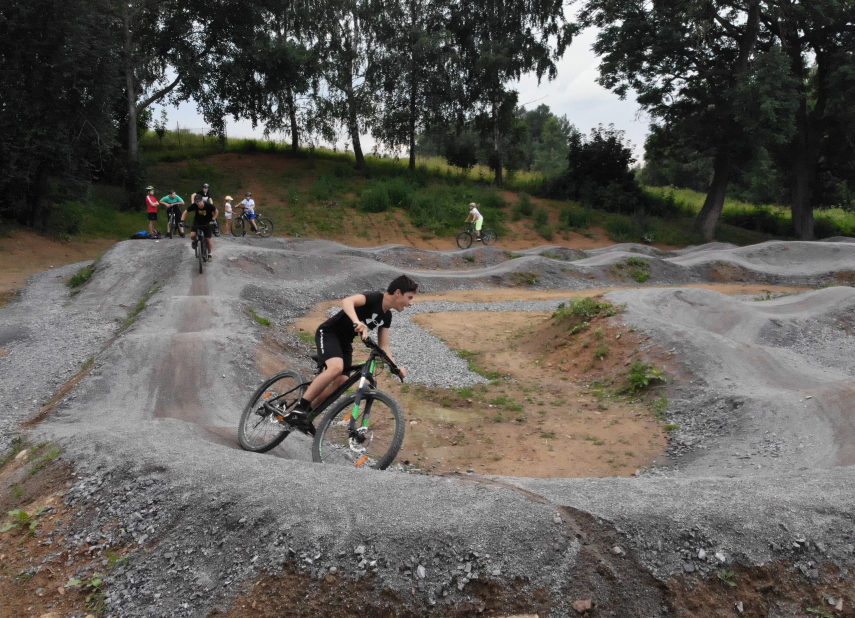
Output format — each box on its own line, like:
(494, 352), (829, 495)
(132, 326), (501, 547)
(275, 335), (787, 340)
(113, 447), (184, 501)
(361, 337), (403, 381)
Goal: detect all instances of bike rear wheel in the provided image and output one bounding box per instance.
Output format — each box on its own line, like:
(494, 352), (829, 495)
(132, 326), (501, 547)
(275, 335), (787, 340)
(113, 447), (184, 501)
(256, 217), (274, 238)
(312, 391), (405, 470)
(232, 218), (245, 237)
(238, 370), (306, 452)
(482, 229), (497, 245)
(167, 215), (174, 239)
(456, 232), (473, 249)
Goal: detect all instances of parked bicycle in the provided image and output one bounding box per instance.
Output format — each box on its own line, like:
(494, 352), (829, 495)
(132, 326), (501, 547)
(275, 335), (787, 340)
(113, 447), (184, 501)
(457, 223), (497, 249)
(211, 219), (221, 237)
(231, 209), (273, 238)
(166, 209), (180, 239)
(238, 338), (406, 470)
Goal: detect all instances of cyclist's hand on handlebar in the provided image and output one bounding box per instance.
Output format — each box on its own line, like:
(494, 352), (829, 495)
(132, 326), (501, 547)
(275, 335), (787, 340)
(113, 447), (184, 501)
(354, 322), (369, 340)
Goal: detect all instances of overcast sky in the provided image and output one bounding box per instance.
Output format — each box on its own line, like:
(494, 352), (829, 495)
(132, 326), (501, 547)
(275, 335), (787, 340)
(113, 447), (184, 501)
(153, 29), (649, 161)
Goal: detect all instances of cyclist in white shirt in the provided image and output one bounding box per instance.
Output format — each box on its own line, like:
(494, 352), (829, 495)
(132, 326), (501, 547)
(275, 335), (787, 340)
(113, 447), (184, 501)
(465, 202), (484, 241)
(239, 192), (259, 235)
(223, 195), (234, 235)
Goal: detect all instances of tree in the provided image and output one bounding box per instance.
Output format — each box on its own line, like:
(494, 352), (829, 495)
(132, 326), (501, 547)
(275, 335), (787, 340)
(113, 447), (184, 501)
(370, 0), (458, 169)
(532, 116), (572, 177)
(197, 0), (325, 154)
(578, 0), (796, 240)
(0, 0), (121, 226)
(763, 0), (855, 238)
(450, 0), (574, 186)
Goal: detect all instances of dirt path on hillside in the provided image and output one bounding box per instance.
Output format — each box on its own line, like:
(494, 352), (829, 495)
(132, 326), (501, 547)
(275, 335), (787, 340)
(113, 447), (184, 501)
(0, 228), (113, 305)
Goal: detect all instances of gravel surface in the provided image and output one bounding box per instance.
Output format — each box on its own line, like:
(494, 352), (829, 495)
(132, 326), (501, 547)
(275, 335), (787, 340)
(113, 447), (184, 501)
(2, 236), (855, 617)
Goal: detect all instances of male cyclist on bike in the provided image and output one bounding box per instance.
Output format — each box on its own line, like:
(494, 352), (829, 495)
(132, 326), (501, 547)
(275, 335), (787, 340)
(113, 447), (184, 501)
(181, 194), (218, 260)
(239, 192), (259, 235)
(159, 190), (185, 238)
(286, 275), (419, 425)
(465, 202), (484, 241)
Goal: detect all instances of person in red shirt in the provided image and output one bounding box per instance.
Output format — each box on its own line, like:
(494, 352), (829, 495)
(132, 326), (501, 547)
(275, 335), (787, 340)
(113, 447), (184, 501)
(145, 186), (159, 236)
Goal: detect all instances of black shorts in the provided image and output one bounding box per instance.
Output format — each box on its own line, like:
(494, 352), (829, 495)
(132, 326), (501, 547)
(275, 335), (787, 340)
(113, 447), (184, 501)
(147, 212), (158, 221)
(315, 328), (352, 369)
(192, 224), (213, 238)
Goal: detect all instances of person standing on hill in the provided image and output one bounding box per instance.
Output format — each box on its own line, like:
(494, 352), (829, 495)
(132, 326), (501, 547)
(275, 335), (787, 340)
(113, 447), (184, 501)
(239, 191), (259, 235)
(223, 195), (234, 235)
(191, 183), (214, 208)
(159, 190), (185, 238)
(145, 186), (159, 237)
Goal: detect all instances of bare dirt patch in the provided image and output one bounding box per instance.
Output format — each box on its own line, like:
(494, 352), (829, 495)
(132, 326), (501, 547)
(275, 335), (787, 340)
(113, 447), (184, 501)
(667, 562), (855, 617)
(0, 228), (113, 306)
(398, 305), (669, 478)
(210, 566), (550, 618)
(0, 443), (131, 618)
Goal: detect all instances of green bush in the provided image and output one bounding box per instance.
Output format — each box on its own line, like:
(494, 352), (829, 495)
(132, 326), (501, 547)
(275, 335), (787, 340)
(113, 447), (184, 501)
(535, 224), (554, 241)
(625, 361), (666, 393)
(478, 191), (506, 211)
(605, 217), (642, 242)
(312, 175), (340, 201)
(517, 193), (534, 216)
(561, 207), (591, 229)
(361, 184), (391, 213)
(534, 208), (549, 226)
(386, 178), (414, 208)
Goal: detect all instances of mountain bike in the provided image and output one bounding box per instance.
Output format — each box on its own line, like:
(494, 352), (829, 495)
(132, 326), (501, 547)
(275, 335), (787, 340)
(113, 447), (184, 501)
(457, 224), (497, 249)
(211, 219), (221, 237)
(166, 210), (179, 239)
(231, 209), (274, 238)
(238, 338), (406, 470)
(190, 224), (212, 274)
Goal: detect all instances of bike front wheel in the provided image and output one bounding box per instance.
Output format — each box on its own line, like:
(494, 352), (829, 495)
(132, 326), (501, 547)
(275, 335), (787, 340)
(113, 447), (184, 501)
(456, 232), (473, 249)
(238, 370), (306, 452)
(256, 217), (274, 238)
(482, 229), (497, 245)
(312, 391), (405, 470)
(232, 218), (245, 237)
(196, 241), (204, 273)
(212, 220), (221, 237)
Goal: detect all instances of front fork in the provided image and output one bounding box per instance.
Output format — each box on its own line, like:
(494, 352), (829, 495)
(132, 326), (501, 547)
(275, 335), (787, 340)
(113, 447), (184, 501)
(348, 360), (377, 444)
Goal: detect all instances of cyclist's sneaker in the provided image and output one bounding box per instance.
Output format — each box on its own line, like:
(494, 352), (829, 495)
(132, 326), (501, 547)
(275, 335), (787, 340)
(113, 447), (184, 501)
(285, 411), (315, 435)
(191, 239), (197, 249)
(208, 253), (213, 260)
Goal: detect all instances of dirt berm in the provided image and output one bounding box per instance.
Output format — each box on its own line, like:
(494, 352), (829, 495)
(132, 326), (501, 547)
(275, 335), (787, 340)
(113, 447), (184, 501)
(1, 237), (854, 617)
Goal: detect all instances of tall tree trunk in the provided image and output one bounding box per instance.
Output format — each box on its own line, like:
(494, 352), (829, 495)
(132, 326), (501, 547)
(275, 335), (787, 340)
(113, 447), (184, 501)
(790, 101), (818, 239)
(694, 150), (732, 241)
(492, 91), (502, 187)
(691, 0), (760, 238)
(285, 84), (299, 154)
(408, 63), (417, 170)
(122, 4), (139, 189)
(346, 83), (366, 171)
(407, 0), (417, 170)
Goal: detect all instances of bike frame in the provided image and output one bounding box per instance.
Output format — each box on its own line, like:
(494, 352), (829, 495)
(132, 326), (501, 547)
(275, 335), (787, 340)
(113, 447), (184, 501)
(265, 343), (396, 436)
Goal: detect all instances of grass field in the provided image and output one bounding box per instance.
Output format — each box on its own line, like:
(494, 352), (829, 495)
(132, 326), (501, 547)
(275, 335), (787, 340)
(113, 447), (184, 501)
(42, 132), (854, 246)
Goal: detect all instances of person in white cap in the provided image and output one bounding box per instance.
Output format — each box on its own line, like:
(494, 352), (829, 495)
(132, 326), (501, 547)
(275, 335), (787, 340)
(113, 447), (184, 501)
(465, 202), (484, 241)
(223, 195), (234, 235)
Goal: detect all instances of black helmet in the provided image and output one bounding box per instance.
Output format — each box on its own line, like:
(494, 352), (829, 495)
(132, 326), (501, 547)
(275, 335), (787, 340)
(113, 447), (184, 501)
(202, 183), (210, 189)
(194, 194), (204, 202)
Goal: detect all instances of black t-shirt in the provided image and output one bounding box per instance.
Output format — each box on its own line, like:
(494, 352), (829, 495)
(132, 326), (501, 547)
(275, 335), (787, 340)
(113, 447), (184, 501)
(186, 203), (216, 226)
(320, 291), (393, 341)
(197, 189), (214, 205)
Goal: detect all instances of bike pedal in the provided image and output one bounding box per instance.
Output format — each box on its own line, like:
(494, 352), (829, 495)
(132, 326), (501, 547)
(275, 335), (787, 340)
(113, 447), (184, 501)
(354, 455), (369, 468)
